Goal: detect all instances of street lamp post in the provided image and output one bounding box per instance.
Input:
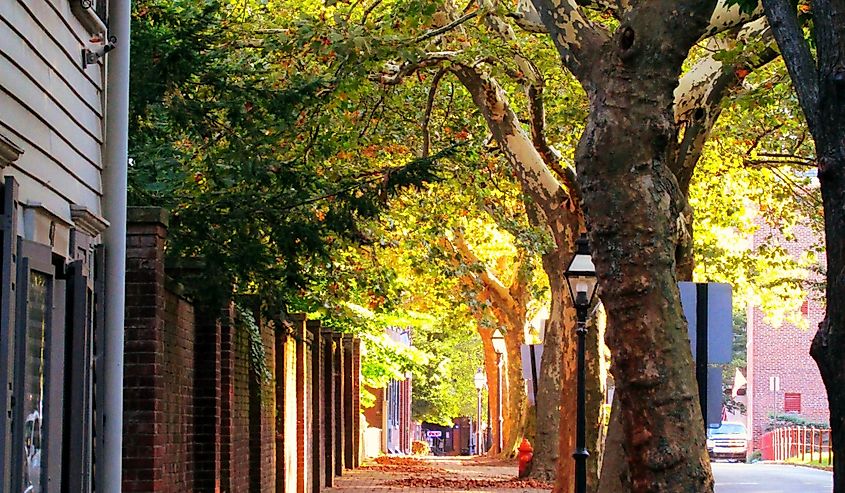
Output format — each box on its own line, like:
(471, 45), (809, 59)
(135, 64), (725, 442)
(491, 329), (507, 455)
(474, 368), (487, 455)
(564, 234), (598, 493)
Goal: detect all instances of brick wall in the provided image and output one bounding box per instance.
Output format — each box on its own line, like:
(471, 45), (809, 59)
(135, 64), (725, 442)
(123, 208), (277, 493)
(748, 222), (829, 447)
(161, 288), (195, 492)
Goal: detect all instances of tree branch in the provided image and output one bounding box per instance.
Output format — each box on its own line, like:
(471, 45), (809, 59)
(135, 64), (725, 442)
(413, 10), (480, 43)
(703, 0), (764, 38)
(529, 0), (609, 85)
(421, 69), (448, 158)
(672, 17), (778, 194)
(374, 52), (461, 85)
(760, 0), (820, 134)
(450, 231), (521, 315)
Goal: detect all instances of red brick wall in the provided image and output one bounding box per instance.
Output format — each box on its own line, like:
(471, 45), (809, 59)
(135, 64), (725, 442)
(123, 207), (276, 493)
(160, 289), (195, 492)
(748, 223), (829, 447)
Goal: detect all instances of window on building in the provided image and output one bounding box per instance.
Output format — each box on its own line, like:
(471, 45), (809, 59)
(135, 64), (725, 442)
(784, 392), (802, 413)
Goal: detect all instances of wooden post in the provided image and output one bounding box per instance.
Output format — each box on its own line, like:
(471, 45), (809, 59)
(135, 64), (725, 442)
(801, 428), (805, 462)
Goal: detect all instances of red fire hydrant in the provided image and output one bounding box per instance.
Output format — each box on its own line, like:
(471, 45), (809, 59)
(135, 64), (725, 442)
(517, 438), (534, 478)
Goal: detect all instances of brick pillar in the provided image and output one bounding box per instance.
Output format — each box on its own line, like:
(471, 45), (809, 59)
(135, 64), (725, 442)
(343, 337), (354, 469)
(194, 307), (224, 492)
(122, 207), (168, 493)
(220, 304), (237, 492)
(247, 313), (264, 493)
(308, 320), (323, 493)
(294, 315), (313, 493)
(274, 324), (287, 493)
(352, 338), (361, 468)
(321, 328), (335, 488)
(332, 333), (345, 476)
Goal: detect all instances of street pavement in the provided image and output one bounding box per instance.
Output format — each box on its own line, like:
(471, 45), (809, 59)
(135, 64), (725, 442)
(327, 456), (832, 492)
(325, 456), (551, 492)
(713, 462), (832, 493)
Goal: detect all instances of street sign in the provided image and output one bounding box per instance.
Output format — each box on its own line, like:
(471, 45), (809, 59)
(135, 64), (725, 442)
(520, 344), (543, 405)
(678, 282), (733, 429)
(426, 430), (442, 438)
(679, 282), (733, 364)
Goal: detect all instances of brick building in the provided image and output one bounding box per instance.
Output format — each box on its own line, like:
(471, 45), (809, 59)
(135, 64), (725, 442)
(746, 222), (828, 448)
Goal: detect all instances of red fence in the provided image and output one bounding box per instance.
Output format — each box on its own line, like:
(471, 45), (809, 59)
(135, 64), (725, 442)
(759, 427), (832, 464)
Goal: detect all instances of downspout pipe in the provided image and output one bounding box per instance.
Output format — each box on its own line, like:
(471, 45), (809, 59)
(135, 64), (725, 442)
(101, 0), (130, 490)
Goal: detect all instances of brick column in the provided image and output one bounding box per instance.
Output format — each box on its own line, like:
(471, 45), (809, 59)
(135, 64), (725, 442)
(294, 315), (313, 493)
(352, 338), (361, 468)
(194, 307), (224, 492)
(332, 333), (345, 475)
(279, 319), (298, 493)
(220, 304), (237, 492)
(122, 207), (168, 493)
(274, 323), (287, 493)
(321, 328), (335, 487)
(308, 320), (323, 493)
(343, 337), (355, 469)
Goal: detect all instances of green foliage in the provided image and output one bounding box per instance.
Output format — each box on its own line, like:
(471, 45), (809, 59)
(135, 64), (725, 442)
(129, 0), (458, 308)
(767, 412), (829, 430)
(236, 303), (273, 383)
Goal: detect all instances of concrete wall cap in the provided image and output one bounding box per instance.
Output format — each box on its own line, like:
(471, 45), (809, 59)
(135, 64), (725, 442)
(127, 206), (170, 227)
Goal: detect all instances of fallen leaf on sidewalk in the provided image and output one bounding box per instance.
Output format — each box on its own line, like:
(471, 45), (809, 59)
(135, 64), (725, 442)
(382, 476), (553, 490)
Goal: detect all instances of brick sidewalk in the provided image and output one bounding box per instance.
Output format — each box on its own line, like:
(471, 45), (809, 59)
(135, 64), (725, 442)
(325, 456), (553, 492)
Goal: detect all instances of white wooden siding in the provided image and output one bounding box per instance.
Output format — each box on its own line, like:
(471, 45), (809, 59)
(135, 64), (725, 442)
(0, 0), (105, 222)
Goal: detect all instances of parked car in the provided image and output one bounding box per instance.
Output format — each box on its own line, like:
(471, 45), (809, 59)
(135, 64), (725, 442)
(707, 422), (749, 461)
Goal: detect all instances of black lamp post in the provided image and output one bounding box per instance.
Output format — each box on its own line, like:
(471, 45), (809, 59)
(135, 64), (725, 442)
(564, 233), (598, 493)
(491, 329), (507, 455)
(474, 368), (487, 455)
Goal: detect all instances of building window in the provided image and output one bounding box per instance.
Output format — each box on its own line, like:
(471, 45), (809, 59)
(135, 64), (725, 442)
(21, 272), (49, 493)
(784, 392), (801, 413)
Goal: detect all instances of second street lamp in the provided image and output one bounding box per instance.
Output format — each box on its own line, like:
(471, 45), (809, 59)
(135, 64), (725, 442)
(564, 234), (598, 493)
(491, 329), (507, 455)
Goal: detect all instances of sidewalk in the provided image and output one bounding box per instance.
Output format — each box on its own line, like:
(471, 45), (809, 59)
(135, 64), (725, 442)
(326, 456), (553, 492)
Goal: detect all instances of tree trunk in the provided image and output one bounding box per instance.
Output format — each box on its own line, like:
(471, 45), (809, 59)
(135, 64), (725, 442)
(573, 7), (716, 491)
(810, 137), (845, 491)
(534, 276), (575, 489)
(597, 398), (630, 493)
(504, 326), (529, 455)
(480, 328), (501, 455)
(585, 309), (607, 492)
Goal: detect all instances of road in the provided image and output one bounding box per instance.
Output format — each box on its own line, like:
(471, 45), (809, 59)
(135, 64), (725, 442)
(713, 462), (832, 493)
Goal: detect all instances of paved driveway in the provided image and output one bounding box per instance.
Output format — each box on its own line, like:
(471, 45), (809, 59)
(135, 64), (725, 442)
(713, 462), (833, 493)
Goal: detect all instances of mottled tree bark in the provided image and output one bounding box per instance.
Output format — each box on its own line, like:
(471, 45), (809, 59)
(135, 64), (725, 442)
(452, 65), (587, 486)
(530, 0), (720, 490)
